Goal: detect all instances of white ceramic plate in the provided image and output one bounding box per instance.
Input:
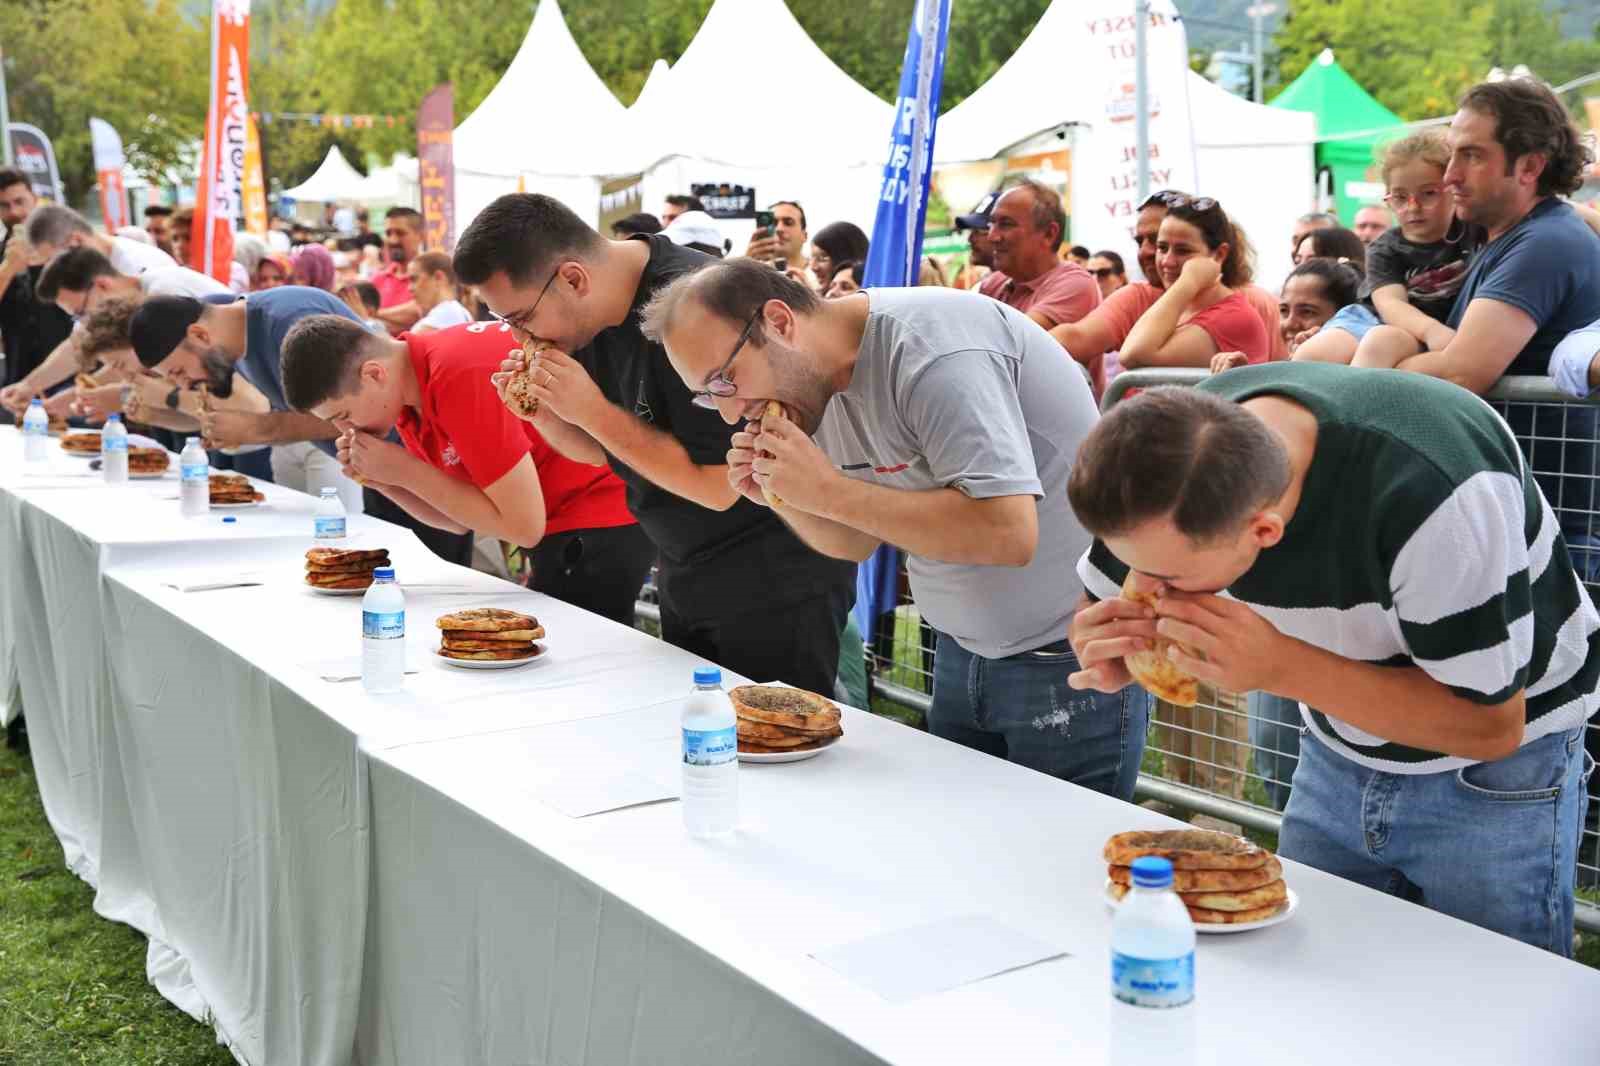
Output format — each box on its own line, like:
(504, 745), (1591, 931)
(1103, 880), (1299, 934)
(306, 584), (369, 596)
(435, 647), (547, 670)
(210, 499), (261, 510)
(738, 735), (840, 764)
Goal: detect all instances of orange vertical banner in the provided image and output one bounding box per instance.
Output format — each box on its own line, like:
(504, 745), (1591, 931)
(242, 114), (268, 236)
(194, 0), (251, 283)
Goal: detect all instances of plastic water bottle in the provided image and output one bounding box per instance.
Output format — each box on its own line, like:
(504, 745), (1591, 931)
(22, 398), (48, 462)
(102, 414), (128, 484)
(179, 437), (208, 516)
(1111, 856), (1196, 1008)
(681, 666), (739, 837)
(314, 486), (347, 541)
(361, 568), (405, 694)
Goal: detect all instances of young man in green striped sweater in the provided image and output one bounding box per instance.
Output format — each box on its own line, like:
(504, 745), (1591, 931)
(1065, 361), (1598, 955)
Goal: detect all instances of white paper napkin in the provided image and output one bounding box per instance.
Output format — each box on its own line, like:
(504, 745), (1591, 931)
(811, 914), (1070, 1003)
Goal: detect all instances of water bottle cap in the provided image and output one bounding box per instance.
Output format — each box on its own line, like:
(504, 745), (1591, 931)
(28, 397), (42, 406)
(372, 567), (395, 581)
(1130, 856), (1174, 888)
(693, 666), (722, 686)
(222, 515), (237, 524)
(187, 436), (201, 447)
(107, 413), (121, 423)
(320, 487), (337, 497)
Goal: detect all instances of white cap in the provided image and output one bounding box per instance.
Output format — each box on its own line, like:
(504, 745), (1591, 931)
(662, 210), (723, 251)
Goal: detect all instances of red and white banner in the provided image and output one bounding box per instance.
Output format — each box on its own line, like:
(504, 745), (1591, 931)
(89, 118), (128, 231)
(193, 0), (252, 283)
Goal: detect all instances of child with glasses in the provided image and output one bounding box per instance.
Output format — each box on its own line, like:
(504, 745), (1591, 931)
(1293, 131), (1480, 367)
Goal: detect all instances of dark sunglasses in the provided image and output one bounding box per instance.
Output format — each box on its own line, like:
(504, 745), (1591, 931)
(1138, 190), (1191, 210)
(1164, 195), (1220, 215)
(1090, 267), (1121, 278)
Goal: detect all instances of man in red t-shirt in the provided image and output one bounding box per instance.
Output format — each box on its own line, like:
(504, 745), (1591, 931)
(279, 315), (653, 625)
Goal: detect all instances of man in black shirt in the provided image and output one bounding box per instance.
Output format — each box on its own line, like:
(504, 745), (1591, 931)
(0, 168), (72, 402)
(455, 194), (855, 693)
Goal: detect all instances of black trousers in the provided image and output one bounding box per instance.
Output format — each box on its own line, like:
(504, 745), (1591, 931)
(361, 486), (475, 567)
(658, 579), (853, 695)
(526, 524), (656, 627)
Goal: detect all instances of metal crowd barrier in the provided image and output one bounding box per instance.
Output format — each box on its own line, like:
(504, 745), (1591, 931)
(634, 368), (1600, 933)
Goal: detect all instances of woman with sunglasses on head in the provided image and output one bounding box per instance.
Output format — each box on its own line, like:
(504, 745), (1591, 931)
(1119, 196), (1269, 369)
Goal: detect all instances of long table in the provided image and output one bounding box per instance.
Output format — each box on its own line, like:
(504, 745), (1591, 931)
(4, 424), (1600, 1066)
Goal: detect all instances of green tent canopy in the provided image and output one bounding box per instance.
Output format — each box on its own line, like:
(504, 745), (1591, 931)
(1270, 48), (1405, 226)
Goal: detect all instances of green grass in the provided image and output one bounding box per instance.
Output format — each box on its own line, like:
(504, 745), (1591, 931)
(0, 740), (234, 1066)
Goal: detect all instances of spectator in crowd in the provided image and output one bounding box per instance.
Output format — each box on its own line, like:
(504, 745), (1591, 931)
(660, 194), (705, 227)
(143, 204), (175, 257)
(1293, 132), (1471, 367)
(1293, 225), (1368, 268)
(1290, 210), (1340, 259)
(170, 207), (194, 265)
(611, 212), (662, 238)
(353, 207), (383, 251)
(807, 221), (869, 291)
(661, 210), (728, 258)
(281, 315), (654, 625)
(373, 206), (424, 333)
(456, 193), (856, 694)
(233, 233), (269, 292)
(979, 180), (1099, 329)
(1086, 250), (1127, 300)
(825, 260), (860, 298)
(918, 256), (946, 287)
(951, 192), (998, 290)
(1353, 202), (1391, 245)
(24, 204), (173, 277)
(338, 280), (386, 334)
(0, 167), (72, 401)
(644, 259), (1146, 799)
(1120, 196), (1269, 369)
(1068, 368), (1598, 956)
(407, 251), (473, 332)
(1275, 257), (1365, 356)
(744, 200), (810, 277)
(255, 254), (290, 290)
(291, 244), (336, 291)
(1067, 244), (1092, 266)
(332, 250), (358, 290)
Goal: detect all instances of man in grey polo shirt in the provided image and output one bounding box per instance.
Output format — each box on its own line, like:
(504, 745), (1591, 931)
(641, 258), (1145, 798)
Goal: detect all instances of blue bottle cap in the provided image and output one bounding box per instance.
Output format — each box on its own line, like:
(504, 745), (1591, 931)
(693, 666), (722, 686)
(1131, 856), (1174, 888)
(28, 397), (42, 406)
(107, 413), (121, 423)
(372, 567), (395, 581)
(222, 516), (237, 524)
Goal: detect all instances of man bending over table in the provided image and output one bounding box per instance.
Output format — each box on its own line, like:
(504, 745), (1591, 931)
(1065, 361), (1598, 955)
(280, 316), (652, 625)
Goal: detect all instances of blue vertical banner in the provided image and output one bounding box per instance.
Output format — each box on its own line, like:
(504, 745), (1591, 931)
(855, 0), (951, 647)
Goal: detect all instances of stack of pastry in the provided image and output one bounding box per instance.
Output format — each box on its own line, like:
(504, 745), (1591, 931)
(729, 685), (843, 754)
(210, 473), (264, 505)
(304, 547), (390, 591)
(127, 447), (169, 475)
(1103, 829), (1289, 925)
(434, 608), (545, 662)
(61, 432), (103, 455)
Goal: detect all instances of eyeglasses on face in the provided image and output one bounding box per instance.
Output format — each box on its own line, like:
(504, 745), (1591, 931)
(489, 266), (561, 336)
(691, 307), (763, 410)
(1384, 188), (1445, 209)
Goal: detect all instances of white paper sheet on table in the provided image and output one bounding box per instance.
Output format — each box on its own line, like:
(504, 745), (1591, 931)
(527, 765), (681, 818)
(156, 568), (268, 593)
(300, 651), (427, 682)
(810, 914), (1070, 1004)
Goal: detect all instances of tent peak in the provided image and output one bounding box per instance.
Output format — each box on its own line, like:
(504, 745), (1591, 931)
(1318, 48), (1335, 66)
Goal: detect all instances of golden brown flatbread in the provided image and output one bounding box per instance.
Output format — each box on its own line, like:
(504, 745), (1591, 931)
(440, 637), (537, 653)
(306, 561), (384, 575)
(504, 339), (550, 418)
(1120, 572), (1200, 707)
(1179, 880), (1287, 913)
(305, 547), (390, 567)
(761, 401), (787, 506)
(1103, 829), (1270, 871)
(435, 607), (539, 633)
(438, 644), (544, 661)
(61, 432), (102, 454)
(738, 735), (834, 755)
(1107, 882), (1288, 924)
(440, 628), (544, 642)
(128, 447), (169, 472)
(1107, 856), (1283, 893)
(304, 573), (374, 590)
(729, 685), (841, 731)
(736, 717), (844, 742)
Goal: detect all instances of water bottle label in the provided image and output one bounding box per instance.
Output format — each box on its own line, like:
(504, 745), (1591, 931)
(362, 610), (405, 639)
(104, 436), (128, 454)
(315, 516), (347, 538)
(682, 726), (737, 766)
(181, 462), (207, 481)
(1112, 951), (1194, 1008)
(24, 421), (45, 436)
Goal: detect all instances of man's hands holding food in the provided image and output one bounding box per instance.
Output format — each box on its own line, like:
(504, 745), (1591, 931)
(726, 404), (836, 512)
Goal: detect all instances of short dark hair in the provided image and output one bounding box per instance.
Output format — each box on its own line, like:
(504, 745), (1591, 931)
(1459, 79), (1591, 198)
(830, 260), (861, 285)
(130, 296), (206, 368)
(770, 200), (808, 232)
(282, 314), (378, 411)
(1299, 226), (1367, 267)
(37, 247), (117, 303)
(143, 204), (173, 219)
(78, 298), (142, 362)
(453, 193), (603, 287)
(351, 281), (380, 314)
(1165, 197), (1254, 287)
(640, 256), (820, 348)
(809, 221), (870, 277)
(0, 168), (30, 194)
(1007, 180), (1066, 251)
(612, 212), (663, 238)
(1092, 249), (1126, 275)
(1069, 245), (1092, 259)
(665, 194), (705, 212)
(384, 206), (423, 228)
(1067, 386), (1291, 542)
(1285, 257), (1364, 307)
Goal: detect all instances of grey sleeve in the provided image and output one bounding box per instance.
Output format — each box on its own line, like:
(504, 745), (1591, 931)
(900, 351), (1043, 499)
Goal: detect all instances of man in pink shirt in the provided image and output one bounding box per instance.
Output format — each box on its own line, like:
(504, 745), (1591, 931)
(977, 181), (1099, 329)
(372, 206), (423, 334)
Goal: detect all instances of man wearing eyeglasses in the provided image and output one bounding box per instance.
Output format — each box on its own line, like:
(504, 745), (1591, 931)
(644, 260), (1147, 800)
(454, 194), (856, 695)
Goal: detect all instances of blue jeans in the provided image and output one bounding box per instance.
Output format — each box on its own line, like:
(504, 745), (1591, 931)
(1248, 692), (1302, 812)
(1281, 726), (1594, 956)
(929, 631), (1147, 801)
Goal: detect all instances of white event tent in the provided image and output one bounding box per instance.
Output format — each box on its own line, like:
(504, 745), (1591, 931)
(633, 0), (893, 245)
(281, 145), (370, 203)
(452, 0), (629, 229)
(935, 0), (1315, 287)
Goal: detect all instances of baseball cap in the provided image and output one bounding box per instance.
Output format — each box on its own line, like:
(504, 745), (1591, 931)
(953, 192), (1000, 232)
(662, 210), (724, 252)
(130, 295), (206, 368)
